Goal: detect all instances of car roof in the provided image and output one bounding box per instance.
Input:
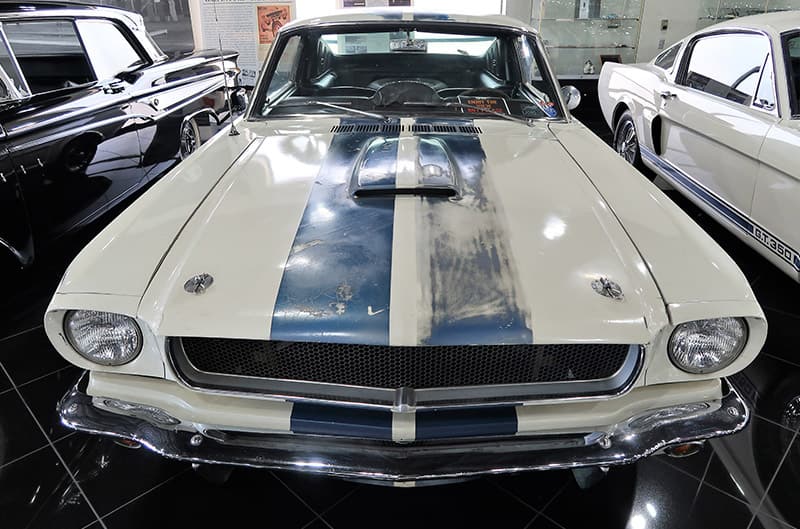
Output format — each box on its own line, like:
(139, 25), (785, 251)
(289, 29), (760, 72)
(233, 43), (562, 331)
(702, 10), (800, 35)
(283, 8), (537, 35)
(0, 1), (143, 29)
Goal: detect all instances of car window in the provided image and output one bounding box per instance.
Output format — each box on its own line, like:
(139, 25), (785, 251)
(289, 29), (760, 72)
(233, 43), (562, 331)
(76, 19), (144, 81)
(0, 28), (29, 100)
(682, 33), (771, 107)
(784, 32), (800, 117)
(654, 43), (680, 71)
(264, 35), (302, 103)
(753, 52), (776, 112)
(256, 27), (564, 121)
(3, 20), (94, 94)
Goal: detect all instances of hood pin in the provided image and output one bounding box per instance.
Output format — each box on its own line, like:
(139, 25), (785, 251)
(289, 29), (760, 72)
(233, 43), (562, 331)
(184, 273), (214, 294)
(592, 277), (624, 301)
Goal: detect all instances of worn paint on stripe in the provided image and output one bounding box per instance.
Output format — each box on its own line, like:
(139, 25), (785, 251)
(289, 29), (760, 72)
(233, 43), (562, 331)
(413, 12), (452, 21)
(290, 403), (393, 440)
(416, 118), (534, 345)
(270, 119), (400, 344)
(415, 407), (518, 440)
(641, 147), (800, 271)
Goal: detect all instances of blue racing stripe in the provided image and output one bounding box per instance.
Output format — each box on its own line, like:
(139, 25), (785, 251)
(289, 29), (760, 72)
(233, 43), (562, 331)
(416, 118), (534, 345)
(416, 407), (518, 440)
(413, 12), (452, 21)
(366, 10), (403, 20)
(290, 403), (393, 440)
(270, 119), (401, 344)
(641, 147), (800, 271)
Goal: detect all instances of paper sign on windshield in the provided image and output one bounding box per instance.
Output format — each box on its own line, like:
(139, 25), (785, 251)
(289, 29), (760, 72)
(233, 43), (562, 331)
(457, 96), (510, 115)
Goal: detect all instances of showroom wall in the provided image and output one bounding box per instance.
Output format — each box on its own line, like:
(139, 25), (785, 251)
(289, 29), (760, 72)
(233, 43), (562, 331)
(119, 0), (800, 73)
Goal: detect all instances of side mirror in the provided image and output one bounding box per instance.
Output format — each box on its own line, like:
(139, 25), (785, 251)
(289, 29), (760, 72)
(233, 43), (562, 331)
(231, 88), (249, 113)
(561, 85), (582, 111)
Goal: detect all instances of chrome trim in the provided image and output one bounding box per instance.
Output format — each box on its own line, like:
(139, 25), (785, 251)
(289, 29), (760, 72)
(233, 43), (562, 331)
(6, 71), (223, 145)
(168, 341), (644, 411)
(183, 107), (223, 127)
(0, 235), (32, 267)
(58, 376), (749, 483)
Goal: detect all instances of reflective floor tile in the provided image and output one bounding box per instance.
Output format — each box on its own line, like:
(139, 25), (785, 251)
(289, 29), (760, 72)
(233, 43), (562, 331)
(0, 446), (97, 529)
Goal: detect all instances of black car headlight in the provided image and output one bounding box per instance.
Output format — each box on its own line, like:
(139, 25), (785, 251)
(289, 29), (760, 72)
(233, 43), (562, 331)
(668, 317), (747, 374)
(64, 310), (142, 366)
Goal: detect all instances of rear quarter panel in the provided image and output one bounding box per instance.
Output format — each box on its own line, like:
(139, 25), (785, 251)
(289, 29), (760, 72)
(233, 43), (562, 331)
(599, 62), (666, 152)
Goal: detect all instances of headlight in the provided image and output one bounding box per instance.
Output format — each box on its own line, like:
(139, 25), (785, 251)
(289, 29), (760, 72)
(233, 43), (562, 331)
(64, 310), (142, 366)
(668, 317), (747, 374)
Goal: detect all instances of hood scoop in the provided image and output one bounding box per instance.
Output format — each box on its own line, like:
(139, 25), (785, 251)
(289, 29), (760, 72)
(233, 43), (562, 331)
(350, 136), (461, 199)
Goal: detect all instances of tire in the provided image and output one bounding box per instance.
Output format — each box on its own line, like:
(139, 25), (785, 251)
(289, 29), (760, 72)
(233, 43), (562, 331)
(179, 118), (201, 160)
(613, 110), (653, 180)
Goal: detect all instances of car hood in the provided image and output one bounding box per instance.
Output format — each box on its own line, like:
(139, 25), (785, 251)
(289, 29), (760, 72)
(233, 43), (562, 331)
(138, 118), (664, 346)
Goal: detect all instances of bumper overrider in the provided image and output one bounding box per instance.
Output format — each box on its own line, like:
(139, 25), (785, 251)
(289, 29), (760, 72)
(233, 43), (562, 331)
(58, 374), (749, 483)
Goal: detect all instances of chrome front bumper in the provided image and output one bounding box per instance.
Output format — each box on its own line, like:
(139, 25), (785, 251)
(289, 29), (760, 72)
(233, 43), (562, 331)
(59, 378), (748, 483)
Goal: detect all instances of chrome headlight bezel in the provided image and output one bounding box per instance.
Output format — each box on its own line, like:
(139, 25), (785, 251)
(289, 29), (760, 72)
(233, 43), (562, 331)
(63, 310), (143, 366)
(668, 317), (748, 374)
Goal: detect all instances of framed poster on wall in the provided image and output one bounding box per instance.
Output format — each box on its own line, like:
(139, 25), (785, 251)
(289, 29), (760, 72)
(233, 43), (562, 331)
(195, 0), (295, 86)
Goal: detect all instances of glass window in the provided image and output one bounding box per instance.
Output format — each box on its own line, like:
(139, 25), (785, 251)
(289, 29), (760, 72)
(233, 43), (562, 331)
(0, 30), (29, 99)
(682, 33), (771, 107)
(753, 53), (776, 111)
(785, 32), (800, 116)
(654, 43), (681, 71)
(256, 27), (564, 122)
(3, 20), (94, 94)
(265, 35), (301, 103)
(322, 32), (497, 57)
(76, 19), (144, 81)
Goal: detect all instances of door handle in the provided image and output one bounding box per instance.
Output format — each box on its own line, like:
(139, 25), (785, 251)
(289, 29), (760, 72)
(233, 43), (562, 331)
(660, 91), (677, 100)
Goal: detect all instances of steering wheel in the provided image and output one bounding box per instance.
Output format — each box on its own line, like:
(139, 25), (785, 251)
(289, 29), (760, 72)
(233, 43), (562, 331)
(458, 88), (509, 99)
(371, 81), (441, 107)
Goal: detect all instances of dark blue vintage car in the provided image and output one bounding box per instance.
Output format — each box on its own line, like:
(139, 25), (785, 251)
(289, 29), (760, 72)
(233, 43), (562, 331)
(0, 2), (241, 270)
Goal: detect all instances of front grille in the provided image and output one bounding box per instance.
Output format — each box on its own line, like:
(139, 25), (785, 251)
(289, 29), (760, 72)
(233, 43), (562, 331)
(170, 339), (641, 408)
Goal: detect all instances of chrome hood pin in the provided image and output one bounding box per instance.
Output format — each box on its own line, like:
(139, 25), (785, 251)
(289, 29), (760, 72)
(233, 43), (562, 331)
(592, 277), (624, 301)
(184, 273), (214, 294)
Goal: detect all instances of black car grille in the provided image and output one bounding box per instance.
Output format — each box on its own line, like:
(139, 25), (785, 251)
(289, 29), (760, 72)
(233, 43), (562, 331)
(169, 338), (640, 408)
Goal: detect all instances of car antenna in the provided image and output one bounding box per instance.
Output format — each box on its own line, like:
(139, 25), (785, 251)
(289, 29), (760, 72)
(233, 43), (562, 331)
(212, 2), (240, 137)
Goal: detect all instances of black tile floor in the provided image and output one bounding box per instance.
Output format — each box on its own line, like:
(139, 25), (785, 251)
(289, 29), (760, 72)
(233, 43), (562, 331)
(2, 118), (800, 528)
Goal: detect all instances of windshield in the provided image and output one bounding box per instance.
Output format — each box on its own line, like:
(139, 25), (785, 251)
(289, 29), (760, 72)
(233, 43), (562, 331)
(254, 27), (563, 122)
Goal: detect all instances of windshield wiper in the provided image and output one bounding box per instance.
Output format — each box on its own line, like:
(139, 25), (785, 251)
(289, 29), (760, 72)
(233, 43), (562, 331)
(275, 99), (390, 122)
(402, 101), (535, 127)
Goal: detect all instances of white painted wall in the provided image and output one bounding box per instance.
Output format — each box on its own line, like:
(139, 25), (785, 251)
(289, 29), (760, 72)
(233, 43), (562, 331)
(635, 0), (705, 62)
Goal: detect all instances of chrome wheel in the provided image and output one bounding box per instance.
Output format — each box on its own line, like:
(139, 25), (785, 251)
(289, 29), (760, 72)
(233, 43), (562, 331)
(180, 119), (200, 159)
(615, 119), (639, 164)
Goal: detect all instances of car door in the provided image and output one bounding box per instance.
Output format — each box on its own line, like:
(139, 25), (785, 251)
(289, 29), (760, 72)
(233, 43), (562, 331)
(749, 31), (800, 277)
(0, 146), (33, 269)
(1, 18), (145, 241)
(658, 31), (778, 217)
(127, 46), (241, 181)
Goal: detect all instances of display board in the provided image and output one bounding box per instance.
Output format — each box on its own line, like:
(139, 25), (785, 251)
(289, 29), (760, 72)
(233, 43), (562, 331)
(196, 0), (295, 86)
(340, 0), (412, 7)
